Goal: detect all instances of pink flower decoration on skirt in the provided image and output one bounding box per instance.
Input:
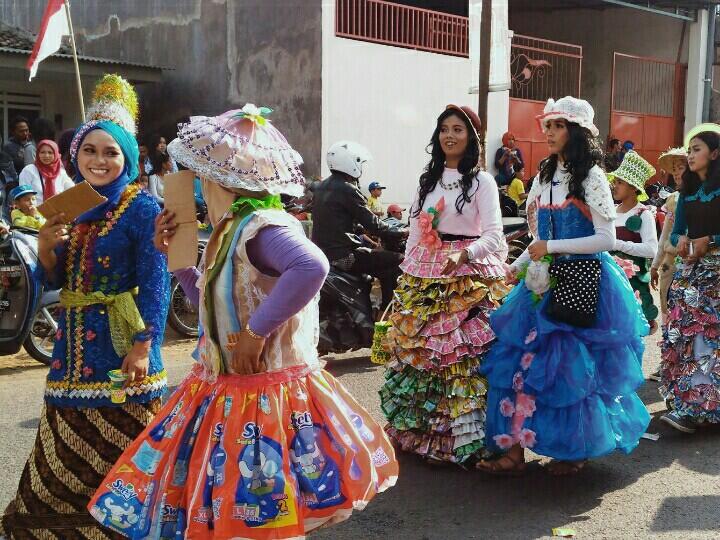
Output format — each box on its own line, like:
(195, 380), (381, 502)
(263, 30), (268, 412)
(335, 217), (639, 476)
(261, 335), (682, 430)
(493, 434), (515, 450)
(82, 366), (94, 378)
(515, 393), (537, 418)
(518, 428), (537, 449)
(55, 329), (62, 341)
(614, 256), (639, 278)
(417, 212), (433, 234)
(520, 352), (535, 370)
(51, 359), (62, 370)
(525, 328), (537, 345)
(499, 397), (515, 417)
(420, 229), (442, 250)
(512, 372), (524, 392)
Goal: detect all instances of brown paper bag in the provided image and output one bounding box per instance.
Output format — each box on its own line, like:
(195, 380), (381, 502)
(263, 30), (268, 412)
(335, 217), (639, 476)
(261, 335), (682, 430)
(163, 170), (199, 271)
(37, 182), (107, 222)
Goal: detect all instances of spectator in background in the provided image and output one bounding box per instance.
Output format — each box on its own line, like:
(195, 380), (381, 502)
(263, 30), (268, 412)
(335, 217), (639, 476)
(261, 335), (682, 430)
(25, 117), (56, 164)
(9, 185), (45, 230)
(149, 133), (178, 173)
(138, 139), (152, 180)
(494, 131), (524, 186)
(506, 166), (528, 207)
(621, 140), (635, 160)
(3, 116), (34, 173)
(57, 128), (76, 178)
(604, 138), (623, 172)
(148, 151), (173, 205)
(367, 180), (386, 217)
(386, 203), (404, 222)
(19, 139), (74, 204)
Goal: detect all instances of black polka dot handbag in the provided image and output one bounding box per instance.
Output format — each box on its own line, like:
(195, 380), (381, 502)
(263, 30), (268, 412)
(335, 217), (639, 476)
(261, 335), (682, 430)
(543, 183), (602, 328)
(545, 257), (601, 327)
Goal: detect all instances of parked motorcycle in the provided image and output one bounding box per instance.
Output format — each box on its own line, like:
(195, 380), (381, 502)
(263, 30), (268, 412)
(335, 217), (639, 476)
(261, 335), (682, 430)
(0, 227), (61, 365)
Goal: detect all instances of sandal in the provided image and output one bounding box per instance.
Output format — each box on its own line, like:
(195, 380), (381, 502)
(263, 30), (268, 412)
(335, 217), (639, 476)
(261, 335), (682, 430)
(545, 460), (587, 476)
(476, 454), (527, 476)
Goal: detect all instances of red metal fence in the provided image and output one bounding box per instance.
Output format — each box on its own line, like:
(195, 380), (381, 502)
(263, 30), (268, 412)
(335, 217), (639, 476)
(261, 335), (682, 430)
(610, 52), (686, 182)
(335, 0), (469, 57)
(508, 34), (583, 177)
(510, 34), (582, 102)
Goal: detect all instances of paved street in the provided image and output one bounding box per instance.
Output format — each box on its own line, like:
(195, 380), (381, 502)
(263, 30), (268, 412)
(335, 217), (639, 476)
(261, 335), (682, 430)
(1, 327), (719, 539)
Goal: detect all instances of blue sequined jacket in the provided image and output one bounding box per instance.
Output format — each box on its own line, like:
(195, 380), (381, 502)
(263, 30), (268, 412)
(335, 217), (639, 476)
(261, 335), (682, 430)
(44, 185), (170, 407)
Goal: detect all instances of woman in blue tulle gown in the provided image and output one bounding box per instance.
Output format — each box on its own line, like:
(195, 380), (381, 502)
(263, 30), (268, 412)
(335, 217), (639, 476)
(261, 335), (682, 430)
(477, 97), (650, 476)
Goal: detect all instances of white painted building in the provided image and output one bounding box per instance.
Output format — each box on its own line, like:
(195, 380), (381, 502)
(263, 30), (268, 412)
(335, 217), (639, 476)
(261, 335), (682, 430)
(320, 0), (717, 207)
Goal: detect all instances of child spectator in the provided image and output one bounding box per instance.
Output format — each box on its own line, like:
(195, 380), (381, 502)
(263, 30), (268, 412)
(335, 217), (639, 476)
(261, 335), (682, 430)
(506, 167), (528, 207)
(10, 185), (45, 230)
(367, 181), (386, 217)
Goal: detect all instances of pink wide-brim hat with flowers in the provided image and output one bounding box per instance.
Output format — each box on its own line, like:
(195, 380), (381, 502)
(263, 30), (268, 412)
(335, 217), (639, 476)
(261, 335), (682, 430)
(536, 96), (599, 137)
(167, 104), (305, 197)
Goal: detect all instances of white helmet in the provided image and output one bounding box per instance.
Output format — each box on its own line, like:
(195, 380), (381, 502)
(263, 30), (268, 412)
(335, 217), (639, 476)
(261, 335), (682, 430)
(326, 140), (372, 179)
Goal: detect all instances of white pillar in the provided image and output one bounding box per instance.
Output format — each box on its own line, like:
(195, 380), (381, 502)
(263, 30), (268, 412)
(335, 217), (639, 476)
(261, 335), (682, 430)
(685, 8), (709, 134)
(469, 0), (511, 171)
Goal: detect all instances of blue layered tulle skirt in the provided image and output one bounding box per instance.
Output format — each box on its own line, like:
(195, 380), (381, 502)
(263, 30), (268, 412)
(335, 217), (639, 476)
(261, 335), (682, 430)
(481, 253), (651, 461)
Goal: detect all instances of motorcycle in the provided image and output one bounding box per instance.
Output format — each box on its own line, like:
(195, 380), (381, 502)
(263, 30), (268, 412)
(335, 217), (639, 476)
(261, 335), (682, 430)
(0, 226), (61, 365)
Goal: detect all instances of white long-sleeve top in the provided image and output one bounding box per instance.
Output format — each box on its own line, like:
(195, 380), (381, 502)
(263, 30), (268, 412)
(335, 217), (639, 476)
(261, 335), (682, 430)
(614, 203), (658, 259)
(18, 164), (75, 204)
(406, 168), (505, 261)
(512, 165), (616, 270)
(148, 174), (165, 204)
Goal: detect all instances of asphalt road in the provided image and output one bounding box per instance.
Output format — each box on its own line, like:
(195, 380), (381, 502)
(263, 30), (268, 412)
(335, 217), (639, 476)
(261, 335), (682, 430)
(1, 328), (719, 540)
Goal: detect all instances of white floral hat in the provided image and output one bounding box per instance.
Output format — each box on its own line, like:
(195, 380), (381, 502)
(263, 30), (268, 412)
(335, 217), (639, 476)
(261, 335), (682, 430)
(167, 104), (306, 197)
(536, 96), (599, 137)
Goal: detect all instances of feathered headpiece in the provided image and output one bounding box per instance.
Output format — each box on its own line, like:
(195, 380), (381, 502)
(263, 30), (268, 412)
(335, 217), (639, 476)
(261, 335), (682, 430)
(85, 74), (139, 135)
(70, 74), (140, 180)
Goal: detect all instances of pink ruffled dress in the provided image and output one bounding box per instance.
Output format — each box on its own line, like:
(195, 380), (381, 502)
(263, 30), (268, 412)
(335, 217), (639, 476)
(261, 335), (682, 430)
(380, 168), (510, 463)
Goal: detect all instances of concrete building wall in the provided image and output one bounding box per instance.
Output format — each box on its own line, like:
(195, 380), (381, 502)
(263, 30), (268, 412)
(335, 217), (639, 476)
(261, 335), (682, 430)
(509, 5), (690, 140)
(0, 0), (324, 173)
(321, 0), (476, 208)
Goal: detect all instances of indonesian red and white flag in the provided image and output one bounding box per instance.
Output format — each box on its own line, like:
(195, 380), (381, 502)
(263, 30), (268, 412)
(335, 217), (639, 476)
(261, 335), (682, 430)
(26, 0), (70, 81)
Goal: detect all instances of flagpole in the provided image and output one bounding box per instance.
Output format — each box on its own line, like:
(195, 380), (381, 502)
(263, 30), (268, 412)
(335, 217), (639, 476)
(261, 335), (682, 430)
(63, 0), (85, 121)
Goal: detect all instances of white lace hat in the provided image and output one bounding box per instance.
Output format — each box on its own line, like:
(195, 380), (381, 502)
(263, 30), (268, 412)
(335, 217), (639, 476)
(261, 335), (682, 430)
(167, 104), (306, 197)
(536, 96), (599, 137)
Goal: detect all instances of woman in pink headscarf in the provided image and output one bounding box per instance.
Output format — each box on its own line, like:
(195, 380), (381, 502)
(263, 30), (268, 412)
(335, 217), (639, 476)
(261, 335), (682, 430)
(18, 139), (74, 204)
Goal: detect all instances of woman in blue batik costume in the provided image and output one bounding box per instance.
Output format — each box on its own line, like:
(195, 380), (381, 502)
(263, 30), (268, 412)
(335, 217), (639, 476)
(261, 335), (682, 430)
(0, 75), (169, 539)
(477, 97), (650, 476)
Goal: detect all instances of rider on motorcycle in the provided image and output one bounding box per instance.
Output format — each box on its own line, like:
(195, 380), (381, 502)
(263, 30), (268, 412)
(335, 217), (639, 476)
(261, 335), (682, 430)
(312, 141), (407, 310)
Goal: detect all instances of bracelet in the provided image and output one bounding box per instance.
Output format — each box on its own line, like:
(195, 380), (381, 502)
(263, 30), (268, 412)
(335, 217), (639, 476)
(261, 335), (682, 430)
(244, 324), (266, 340)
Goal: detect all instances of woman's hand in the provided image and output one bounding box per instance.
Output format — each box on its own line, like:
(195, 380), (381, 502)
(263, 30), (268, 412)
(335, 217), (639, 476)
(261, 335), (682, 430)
(650, 267), (659, 290)
(677, 235), (690, 258)
(121, 341), (151, 388)
(230, 329), (267, 375)
(505, 264), (519, 284)
(441, 249), (469, 275)
(528, 240), (549, 261)
(38, 213), (68, 271)
(154, 209), (177, 254)
(689, 236), (710, 262)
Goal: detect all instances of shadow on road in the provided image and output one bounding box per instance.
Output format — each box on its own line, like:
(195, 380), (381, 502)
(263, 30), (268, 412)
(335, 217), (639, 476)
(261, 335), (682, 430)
(651, 496), (720, 533)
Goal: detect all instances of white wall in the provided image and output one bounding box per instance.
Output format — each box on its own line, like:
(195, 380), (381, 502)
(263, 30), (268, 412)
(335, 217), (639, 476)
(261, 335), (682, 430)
(686, 8), (709, 132)
(321, 0), (476, 208)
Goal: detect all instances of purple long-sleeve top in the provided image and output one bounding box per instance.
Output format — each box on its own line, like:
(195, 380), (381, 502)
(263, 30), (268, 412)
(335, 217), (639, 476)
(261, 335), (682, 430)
(174, 224), (329, 337)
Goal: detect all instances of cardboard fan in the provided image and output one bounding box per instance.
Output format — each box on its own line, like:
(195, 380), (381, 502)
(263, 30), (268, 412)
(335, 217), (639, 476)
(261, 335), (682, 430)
(37, 182), (107, 223)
